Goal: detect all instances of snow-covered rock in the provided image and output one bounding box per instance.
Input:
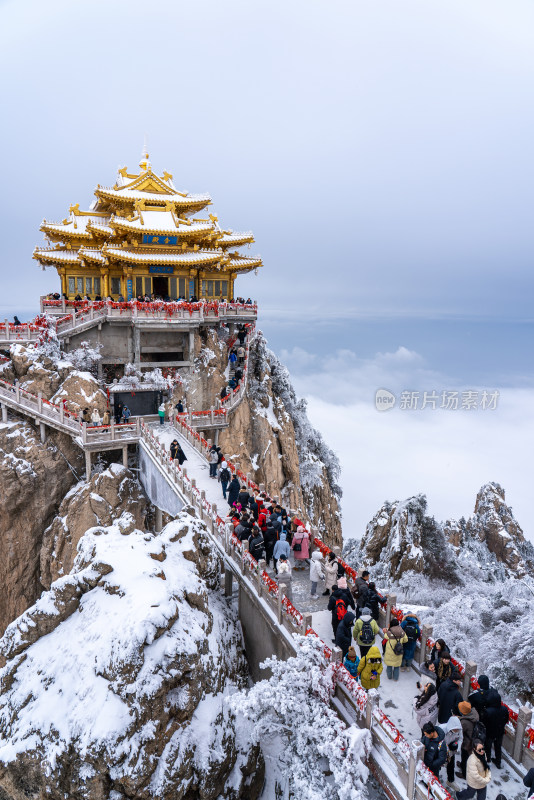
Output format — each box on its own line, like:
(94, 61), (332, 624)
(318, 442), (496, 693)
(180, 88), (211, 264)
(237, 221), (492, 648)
(354, 494), (459, 583)
(51, 369), (107, 415)
(8, 343), (70, 400)
(462, 482), (527, 574)
(0, 514), (263, 799)
(40, 464), (147, 589)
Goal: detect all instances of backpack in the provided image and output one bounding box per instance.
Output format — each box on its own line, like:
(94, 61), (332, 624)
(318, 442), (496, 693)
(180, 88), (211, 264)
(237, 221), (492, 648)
(472, 720), (486, 743)
(404, 620), (418, 641)
(220, 468), (230, 482)
(360, 619), (374, 645)
(391, 633), (404, 656)
(335, 598), (347, 621)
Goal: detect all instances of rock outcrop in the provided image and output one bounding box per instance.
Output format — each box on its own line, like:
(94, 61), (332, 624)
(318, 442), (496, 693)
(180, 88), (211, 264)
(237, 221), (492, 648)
(355, 495), (459, 583)
(0, 514), (263, 800)
(0, 420), (84, 635)
(40, 464), (147, 589)
(7, 343), (71, 400)
(177, 327), (228, 412)
(351, 482), (531, 584)
(457, 482), (527, 574)
(51, 369), (107, 416)
(196, 331), (342, 546)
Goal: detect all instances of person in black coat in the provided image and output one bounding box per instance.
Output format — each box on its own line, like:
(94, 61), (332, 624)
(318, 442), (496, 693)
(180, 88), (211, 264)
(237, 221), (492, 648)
(362, 581), (387, 622)
(523, 767), (534, 799)
(328, 584), (356, 639)
(227, 476), (240, 508)
(484, 690), (508, 768)
(248, 528), (265, 561)
(176, 443), (187, 465)
(437, 673), (463, 724)
(468, 675), (501, 721)
(335, 611), (355, 658)
(114, 401), (123, 425)
(238, 486), (250, 508)
(421, 723), (447, 778)
(263, 524), (278, 567)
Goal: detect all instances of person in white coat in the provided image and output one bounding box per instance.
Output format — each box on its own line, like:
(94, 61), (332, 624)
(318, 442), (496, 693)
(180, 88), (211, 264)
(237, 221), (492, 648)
(309, 550), (324, 599)
(91, 407), (101, 427)
(322, 552), (339, 596)
(441, 710), (464, 788)
(457, 740), (492, 800)
(276, 555), (293, 601)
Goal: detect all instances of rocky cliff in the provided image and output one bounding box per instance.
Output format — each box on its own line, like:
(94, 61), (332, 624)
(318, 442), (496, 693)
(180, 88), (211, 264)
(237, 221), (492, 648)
(0, 419), (84, 635)
(348, 482), (532, 583)
(179, 329), (342, 547)
(448, 482), (530, 574)
(40, 463), (147, 589)
(0, 513), (263, 800)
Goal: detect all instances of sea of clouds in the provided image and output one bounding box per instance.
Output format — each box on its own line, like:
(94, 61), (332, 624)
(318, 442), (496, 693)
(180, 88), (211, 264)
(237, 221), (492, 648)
(279, 343), (534, 544)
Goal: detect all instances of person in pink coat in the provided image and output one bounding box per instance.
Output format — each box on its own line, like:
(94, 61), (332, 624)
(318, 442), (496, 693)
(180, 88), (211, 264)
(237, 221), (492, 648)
(291, 525), (310, 570)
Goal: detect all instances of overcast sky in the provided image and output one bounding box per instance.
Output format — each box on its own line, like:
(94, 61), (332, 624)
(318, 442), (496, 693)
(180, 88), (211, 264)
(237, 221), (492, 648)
(1, 0), (533, 540)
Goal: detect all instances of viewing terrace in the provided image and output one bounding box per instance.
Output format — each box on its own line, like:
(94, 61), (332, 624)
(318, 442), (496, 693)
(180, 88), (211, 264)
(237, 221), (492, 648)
(0, 300), (257, 346)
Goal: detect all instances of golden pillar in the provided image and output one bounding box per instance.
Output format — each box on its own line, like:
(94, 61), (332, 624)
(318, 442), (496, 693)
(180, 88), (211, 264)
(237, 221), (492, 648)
(58, 267), (67, 296)
(100, 268), (109, 298)
(198, 270), (206, 298)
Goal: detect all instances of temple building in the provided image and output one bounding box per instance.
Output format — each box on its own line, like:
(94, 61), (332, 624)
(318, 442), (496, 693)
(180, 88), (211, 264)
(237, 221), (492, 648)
(34, 150), (262, 301)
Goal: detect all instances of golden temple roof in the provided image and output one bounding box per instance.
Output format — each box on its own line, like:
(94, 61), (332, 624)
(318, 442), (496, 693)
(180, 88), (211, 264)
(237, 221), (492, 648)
(34, 153), (263, 277)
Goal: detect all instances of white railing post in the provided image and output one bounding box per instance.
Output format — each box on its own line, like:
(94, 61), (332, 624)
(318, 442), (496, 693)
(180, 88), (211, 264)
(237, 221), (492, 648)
(418, 624), (433, 665)
(385, 593), (396, 629)
(513, 706), (532, 763)
(257, 558), (266, 596)
(4, 320), (10, 341)
(37, 392), (43, 413)
(407, 741), (425, 800)
(277, 583), (286, 623)
(82, 422), (87, 444)
(365, 690), (378, 730)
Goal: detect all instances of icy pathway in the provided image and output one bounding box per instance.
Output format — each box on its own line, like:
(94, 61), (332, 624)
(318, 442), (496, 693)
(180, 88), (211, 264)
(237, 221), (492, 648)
(148, 424), (527, 800)
(151, 423), (228, 511)
(309, 610), (526, 800)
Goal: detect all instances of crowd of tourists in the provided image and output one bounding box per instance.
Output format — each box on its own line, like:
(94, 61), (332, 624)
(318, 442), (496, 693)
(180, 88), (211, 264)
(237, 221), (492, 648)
(45, 291), (255, 305)
(223, 324), (248, 397)
(215, 476), (529, 800)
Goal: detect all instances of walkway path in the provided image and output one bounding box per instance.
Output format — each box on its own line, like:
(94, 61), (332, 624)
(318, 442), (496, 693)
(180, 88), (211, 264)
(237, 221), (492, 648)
(309, 610), (527, 800)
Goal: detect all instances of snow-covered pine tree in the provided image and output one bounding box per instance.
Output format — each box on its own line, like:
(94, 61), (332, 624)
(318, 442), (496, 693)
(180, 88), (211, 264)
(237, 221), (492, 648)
(228, 635), (370, 800)
(68, 341), (103, 371)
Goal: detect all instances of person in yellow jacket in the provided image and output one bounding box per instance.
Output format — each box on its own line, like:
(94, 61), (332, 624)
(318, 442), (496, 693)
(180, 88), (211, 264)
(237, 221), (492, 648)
(383, 623), (409, 681)
(457, 740), (492, 800)
(357, 645), (383, 690)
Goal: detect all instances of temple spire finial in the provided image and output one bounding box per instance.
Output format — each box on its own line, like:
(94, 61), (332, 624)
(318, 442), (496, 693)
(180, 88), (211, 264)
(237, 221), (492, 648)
(139, 134), (151, 171)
